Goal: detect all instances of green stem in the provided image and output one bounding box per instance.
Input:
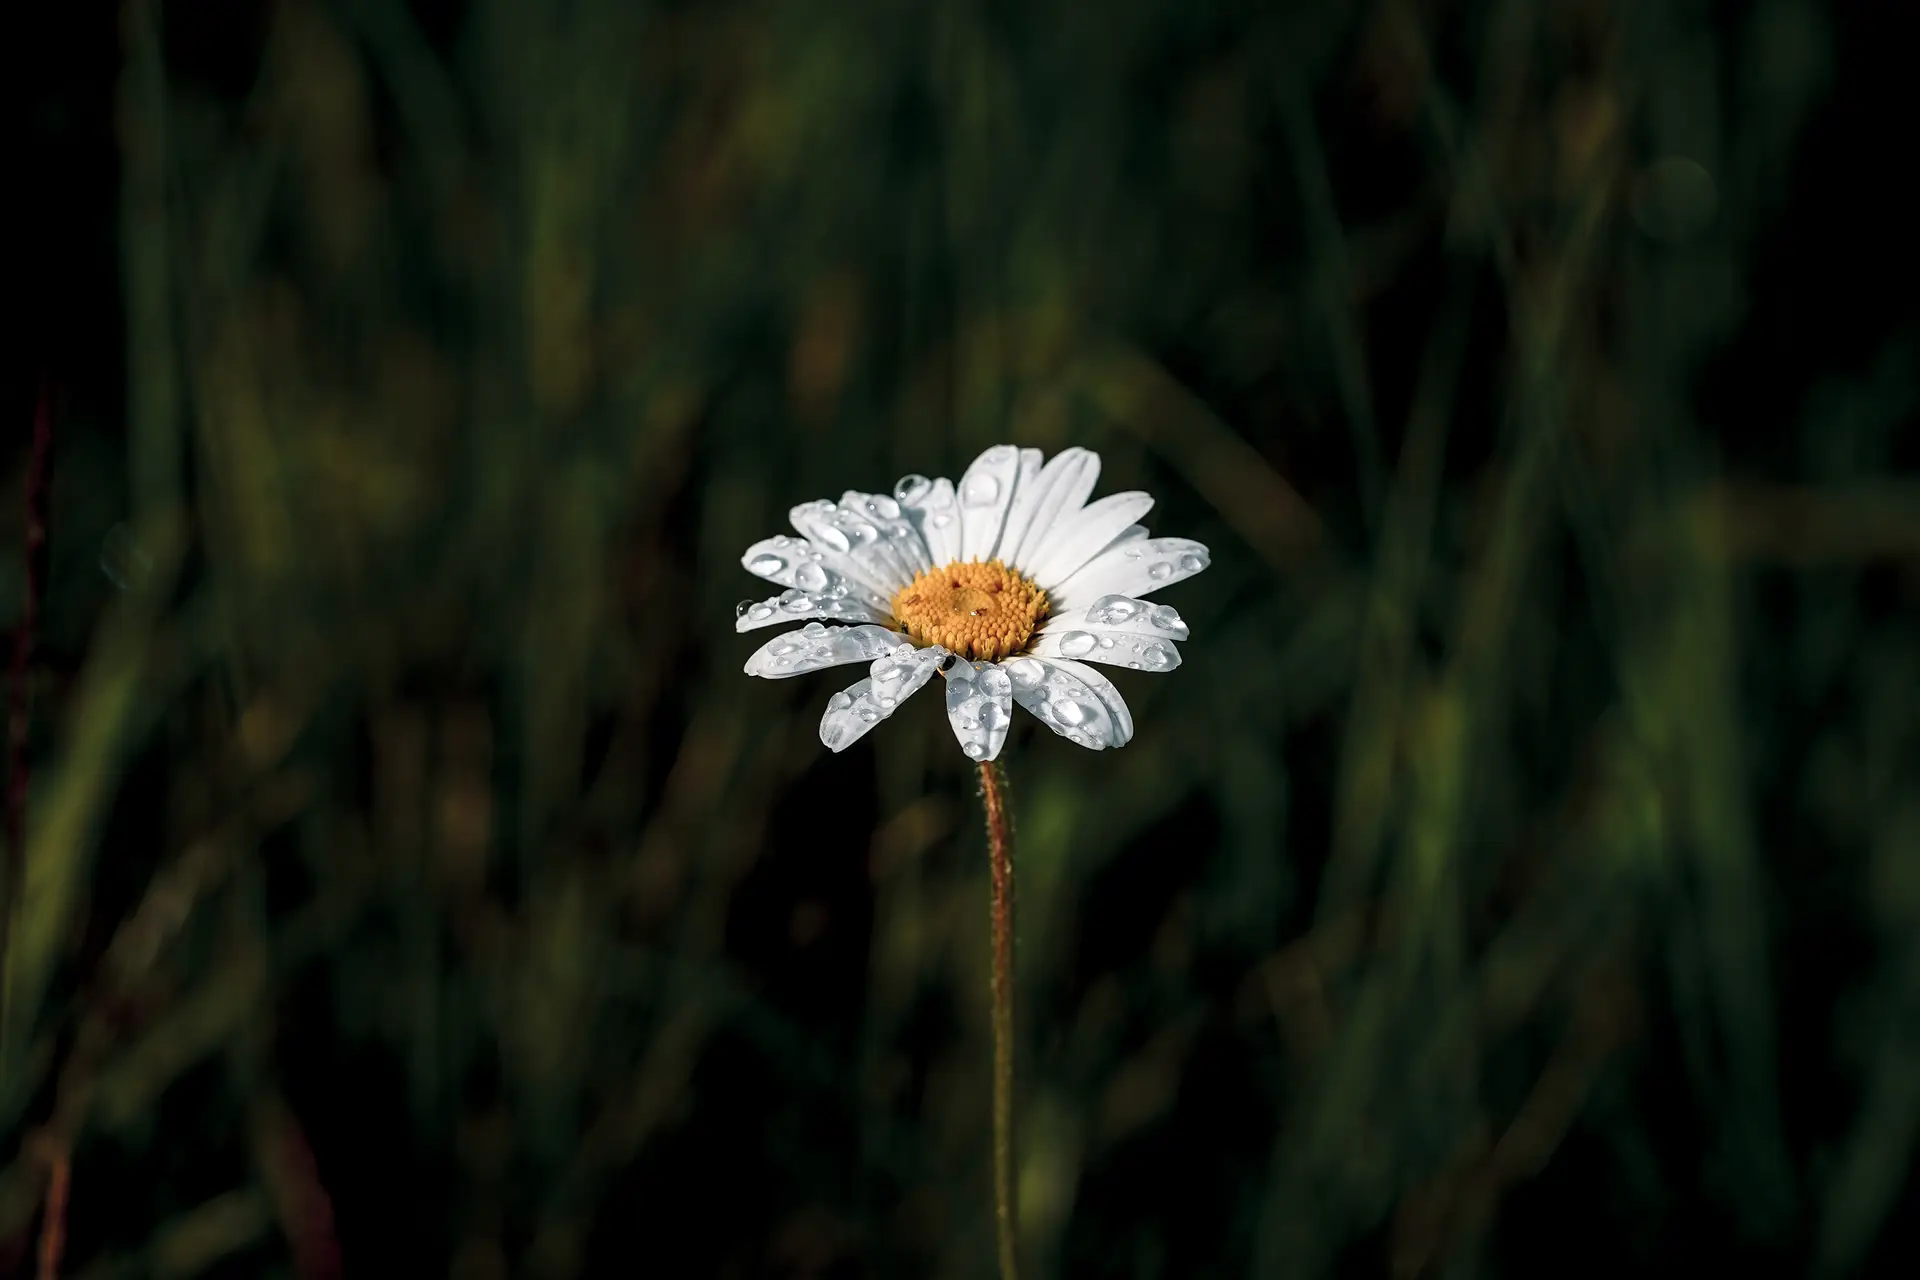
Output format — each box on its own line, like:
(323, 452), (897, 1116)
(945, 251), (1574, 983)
(978, 759), (1019, 1280)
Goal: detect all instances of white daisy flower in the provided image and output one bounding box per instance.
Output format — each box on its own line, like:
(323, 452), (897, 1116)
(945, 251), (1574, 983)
(736, 443), (1209, 760)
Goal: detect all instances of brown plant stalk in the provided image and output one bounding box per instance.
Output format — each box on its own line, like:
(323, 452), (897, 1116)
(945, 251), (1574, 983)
(977, 759), (1018, 1280)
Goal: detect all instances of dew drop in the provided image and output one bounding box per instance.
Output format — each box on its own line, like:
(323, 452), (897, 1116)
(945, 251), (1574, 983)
(1148, 561), (1172, 580)
(1006, 658), (1045, 687)
(1141, 642), (1173, 670)
(980, 667), (1012, 697)
(794, 563), (829, 591)
(866, 495), (901, 520)
(1053, 698), (1091, 727)
(748, 603), (777, 622)
(931, 512), (954, 528)
(1088, 595), (1143, 625)
(816, 526), (852, 553)
(856, 706), (879, 723)
(964, 739), (989, 760)
(735, 599), (756, 618)
(1098, 636), (1115, 649)
(780, 588), (813, 612)
(827, 691), (854, 712)
(961, 474), (1001, 507)
(749, 554), (785, 576)
(893, 474), (931, 504)
(1178, 551), (1207, 573)
(1057, 631), (1097, 658)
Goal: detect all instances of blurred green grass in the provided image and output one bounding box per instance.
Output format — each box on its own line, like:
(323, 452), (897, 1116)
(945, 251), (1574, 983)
(7, 0), (1920, 1276)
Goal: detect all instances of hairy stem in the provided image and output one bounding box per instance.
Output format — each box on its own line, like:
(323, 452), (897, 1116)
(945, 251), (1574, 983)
(977, 759), (1019, 1280)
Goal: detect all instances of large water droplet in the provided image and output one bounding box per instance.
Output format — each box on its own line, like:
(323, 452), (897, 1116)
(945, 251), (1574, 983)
(794, 563), (829, 591)
(816, 526), (852, 553)
(1141, 642), (1173, 670)
(1053, 698), (1091, 727)
(856, 705), (879, 723)
(893, 474), (931, 504)
(1178, 551), (1207, 573)
(964, 739), (988, 760)
(961, 474), (1001, 507)
(1006, 658), (1045, 687)
(749, 554), (785, 576)
(866, 495), (901, 520)
(1149, 604), (1184, 632)
(978, 702), (1002, 730)
(980, 667), (1012, 697)
(780, 588), (813, 612)
(749, 603), (777, 622)
(1088, 594), (1143, 625)
(844, 520), (878, 545)
(1148, 561), (1172, 580)
(827, 691), (854, 712)
(1057, 631), (1097, 658)
(735, 599), (755, 618)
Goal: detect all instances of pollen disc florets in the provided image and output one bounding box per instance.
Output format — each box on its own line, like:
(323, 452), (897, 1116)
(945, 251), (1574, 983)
(893, 559), (1049, 661)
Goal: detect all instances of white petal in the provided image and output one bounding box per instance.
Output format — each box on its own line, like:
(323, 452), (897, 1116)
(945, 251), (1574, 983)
(955, 444), (1025, 562)
(1029, 629), (1181, 672)
(743, 623), (902, 679)
(1003, 656), (1132, 750)
(736, 589), (888, 633)
(741, 535), (892, 610)
(1003, 447), (1101, 575)
(944, 660), (1015, 761)
(840, 490), (932, 578)
(990, 448), (1045, 565)
(1035, 594), (1189, 641)
(818, 643), (950, 752)
(1047, 538), (1211, 614)
(788, 500), (911, 596)
(898, 475), (962, 567)
(1054, 660), (1135, 745)
(1028, 492), (1155, 589)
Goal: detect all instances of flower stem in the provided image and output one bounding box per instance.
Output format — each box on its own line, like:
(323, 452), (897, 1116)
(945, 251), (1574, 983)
(977, 759), (1019, 1280)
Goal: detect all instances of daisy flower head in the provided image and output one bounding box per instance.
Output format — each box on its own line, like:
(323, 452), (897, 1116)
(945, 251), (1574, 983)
(736, 444), (1209, 761)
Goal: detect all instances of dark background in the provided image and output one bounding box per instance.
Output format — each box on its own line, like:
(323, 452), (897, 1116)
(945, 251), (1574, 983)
(7, 0), (1920, 1276)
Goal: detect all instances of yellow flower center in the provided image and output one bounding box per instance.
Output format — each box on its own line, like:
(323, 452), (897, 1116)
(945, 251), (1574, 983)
(892, 559), (1049, 661)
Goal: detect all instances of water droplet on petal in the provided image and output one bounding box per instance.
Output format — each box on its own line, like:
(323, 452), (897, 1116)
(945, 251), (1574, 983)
(980, 668), (1012, 697)
(1006, 658), (1045, 687)
(827, 691), (854, 712)
(1178, 551), (1207, 573)
(964, 739), (988, 760)
(1057, 631), (1097, 658)
(780, 588), (813, 612)
(893, 474), (931, 504)
(1088, 594), (1143, 625)
(749, 554), (785, 576)
(931, 512), (954, 528)
(1148, 561), (1172, 580)
(866, 495), (901, 520)
(961, 474), (1000, 507)
(794, 563), (829, 591)
(1141, 642), (1173, 670)
(749, 603), (777, 622)
(856, 705), (879, 723)
(735, 599), (756, 618)
(1053, 698), (1091, 727)
(816, 526), (852, 553)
